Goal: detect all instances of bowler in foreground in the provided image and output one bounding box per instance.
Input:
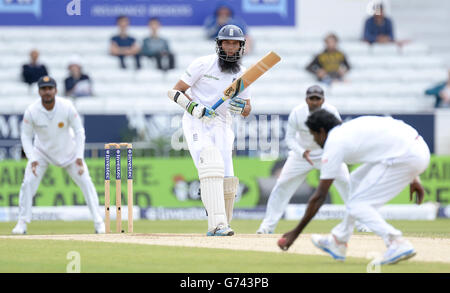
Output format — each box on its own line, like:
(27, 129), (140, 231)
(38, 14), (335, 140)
(278, 109), (430, 265)
(257, 85), (361, 234)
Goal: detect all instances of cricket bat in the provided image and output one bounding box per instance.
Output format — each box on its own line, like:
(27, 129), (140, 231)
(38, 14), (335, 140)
(211, 51), (281, 110)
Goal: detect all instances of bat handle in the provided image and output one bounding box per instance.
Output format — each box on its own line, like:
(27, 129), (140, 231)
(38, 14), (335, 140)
(212, 98), (225, 110)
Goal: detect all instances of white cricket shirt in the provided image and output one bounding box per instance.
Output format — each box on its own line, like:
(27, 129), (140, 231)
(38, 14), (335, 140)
(320, 116), (420, 179)
(180, 54), (251, 122)
(286, 102), (341, 158)
(21, 96), (85, 167)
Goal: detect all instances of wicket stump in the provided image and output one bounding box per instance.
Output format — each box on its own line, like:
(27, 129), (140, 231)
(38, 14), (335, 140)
(104, 143), (133, 233)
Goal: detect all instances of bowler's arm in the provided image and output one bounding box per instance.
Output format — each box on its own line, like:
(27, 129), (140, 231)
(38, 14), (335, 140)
(279, 179), (334, 250)
(292, 179), (333, 234)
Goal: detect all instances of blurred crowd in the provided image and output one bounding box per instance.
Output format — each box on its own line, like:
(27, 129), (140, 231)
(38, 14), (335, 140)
(109, 16), (175, 72)
(305, 3), (399, 85)
(22, 15), (177, 99)
(19, 2), (448, 108)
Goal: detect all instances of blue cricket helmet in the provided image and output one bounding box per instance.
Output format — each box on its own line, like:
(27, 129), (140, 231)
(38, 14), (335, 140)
(215, 24), (246, 62)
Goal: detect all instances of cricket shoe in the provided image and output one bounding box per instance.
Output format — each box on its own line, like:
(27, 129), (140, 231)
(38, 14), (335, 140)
(95, 221), (105, 234)
(311, 234), (347, 261)
(379, 239), (416, 265)
(12, 221), (27, 235)
(256, 227), (274, 234)
(206, 224), (234, 236)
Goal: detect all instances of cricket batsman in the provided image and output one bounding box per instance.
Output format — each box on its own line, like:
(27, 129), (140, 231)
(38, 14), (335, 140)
(12, 76), (105, 234)
(167, 25), (251, 236)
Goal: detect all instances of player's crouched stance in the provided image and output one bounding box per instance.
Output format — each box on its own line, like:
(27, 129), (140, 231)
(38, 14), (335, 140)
(278, 110), (430, 265)
(12, 76), (105, 235)
(168, 25), (251, 236)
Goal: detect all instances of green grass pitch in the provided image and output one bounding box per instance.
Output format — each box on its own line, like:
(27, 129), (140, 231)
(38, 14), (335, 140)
(0, 219), (449, 273)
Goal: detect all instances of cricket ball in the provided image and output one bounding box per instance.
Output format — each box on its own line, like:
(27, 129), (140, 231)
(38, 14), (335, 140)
(278, 237), (288, 251)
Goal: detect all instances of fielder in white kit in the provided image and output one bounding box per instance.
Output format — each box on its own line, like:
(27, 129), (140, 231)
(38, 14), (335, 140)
(168, 25), (251, 236)
(12, 76), (105, 234)
(278, 109), (430, 265)
(257, 85), (355, 234)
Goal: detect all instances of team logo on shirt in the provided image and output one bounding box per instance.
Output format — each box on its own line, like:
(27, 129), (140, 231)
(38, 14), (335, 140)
(58, 122), (64, 128)
(203, 74), (219, 80)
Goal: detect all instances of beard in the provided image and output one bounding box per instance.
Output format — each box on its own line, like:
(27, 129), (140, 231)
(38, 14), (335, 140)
(218, 57), (241, 74)
(42, 96), (55, 104)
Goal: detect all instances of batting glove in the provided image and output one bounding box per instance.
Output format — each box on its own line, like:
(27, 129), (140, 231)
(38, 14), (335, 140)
(228, 97), (247, 115)
(188, 101), (216, 120)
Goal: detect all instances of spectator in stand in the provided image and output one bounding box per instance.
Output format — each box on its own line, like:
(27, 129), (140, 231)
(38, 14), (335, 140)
(306, 33), (351, 85)
(204, 2), (253, 54)
(363, 3), (395, 44)
(425, 70), (450, 108)
(110, 15), (141, 70)
(64, 56), (93, 98)
(22, 49), (48, 86)
(140, 17), (175, 72)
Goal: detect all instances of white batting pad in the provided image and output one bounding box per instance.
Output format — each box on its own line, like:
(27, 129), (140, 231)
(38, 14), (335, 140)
(198, 146), (227, 231)
(224, 177), (239, 224)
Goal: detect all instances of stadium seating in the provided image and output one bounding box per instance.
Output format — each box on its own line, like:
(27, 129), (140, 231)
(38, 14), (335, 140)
(391, 0), (450, 67)
(0, 24), (446, 115)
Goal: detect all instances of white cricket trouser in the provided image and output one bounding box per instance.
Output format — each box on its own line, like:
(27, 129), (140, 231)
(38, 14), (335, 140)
(183, 114), (235, 177)
(18, 155), (103, 224)
(332, 136), (430, 247)
(260, 151), (350, 232)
